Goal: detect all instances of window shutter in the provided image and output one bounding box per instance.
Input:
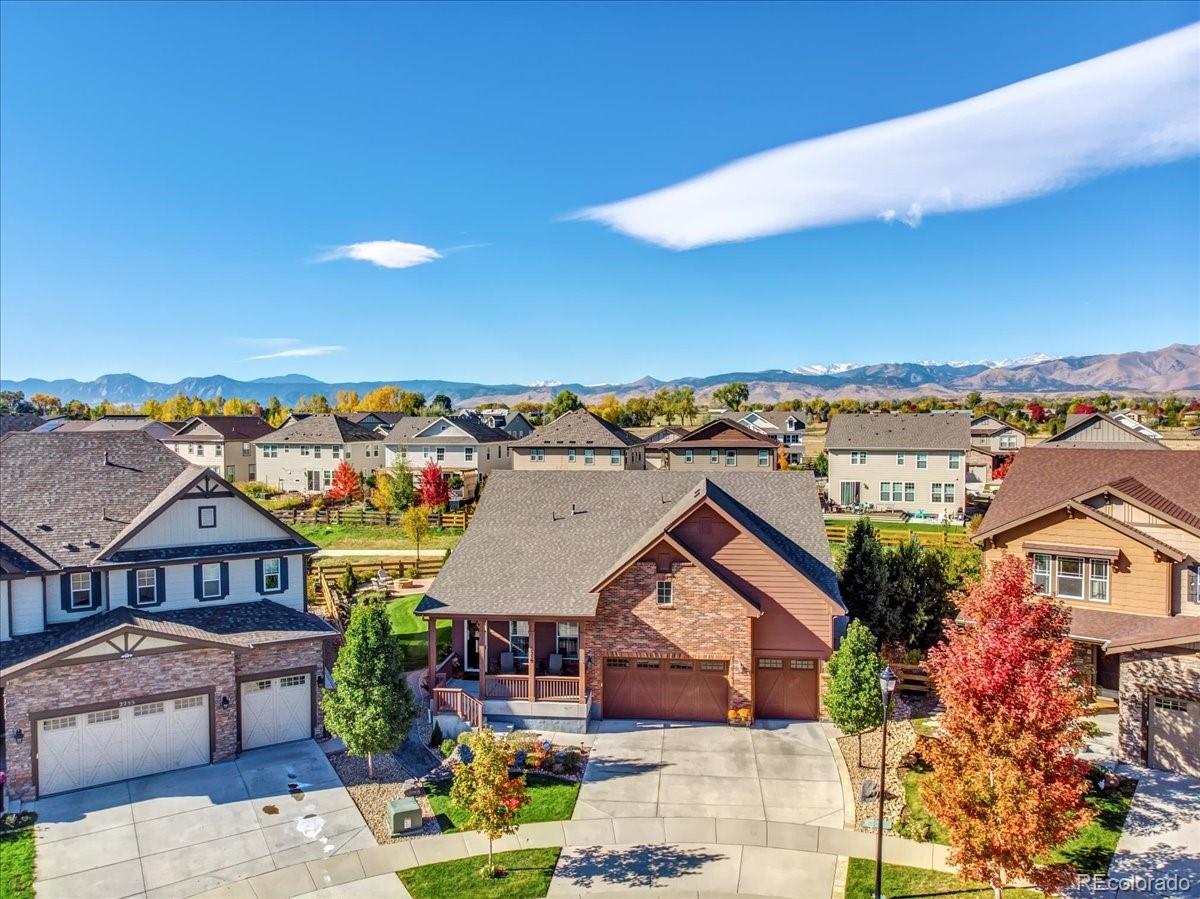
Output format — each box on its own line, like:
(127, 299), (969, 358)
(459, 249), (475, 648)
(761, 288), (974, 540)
(279, 557), (289, 592)
(219, 562), (230, 598)
(155, 568), (166, 605)
(193, 564), (203, 600)
(59, 574), (71, 611)
(255, 559), (264, 594)
(127, 570), (137, 606)
(90, 572), (103, 608)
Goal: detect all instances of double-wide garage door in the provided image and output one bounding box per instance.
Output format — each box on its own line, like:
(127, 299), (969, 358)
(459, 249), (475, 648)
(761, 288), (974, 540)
(37, 693), (210, 796)
(240, 673), (313, 749)
(1149, 694), (1200, 777)
(603, 658), (729, 721)
(755, 657), (819, 720)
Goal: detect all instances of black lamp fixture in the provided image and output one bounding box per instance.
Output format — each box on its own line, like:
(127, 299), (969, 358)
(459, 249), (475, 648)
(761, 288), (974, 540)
(12, 728), (23, 743)
(220, 696), (230, 709)
(874, 665), (898, 899)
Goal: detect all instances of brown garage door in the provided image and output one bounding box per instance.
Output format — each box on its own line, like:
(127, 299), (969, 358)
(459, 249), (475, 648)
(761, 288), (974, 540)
(755, 658), (819, 720)
(603, 658), (728, 722)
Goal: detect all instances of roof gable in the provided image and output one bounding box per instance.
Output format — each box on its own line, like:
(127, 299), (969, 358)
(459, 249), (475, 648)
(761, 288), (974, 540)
(676, 418), (775, 446)
(511, 408), (643, 448)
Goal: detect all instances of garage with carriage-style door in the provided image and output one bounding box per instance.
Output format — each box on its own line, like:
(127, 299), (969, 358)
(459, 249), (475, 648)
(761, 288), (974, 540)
(239, 672), (314, 749)
(754, 656), (819, 720)
(602, 657), (729, 721)
(1148, 694), (1200, 777)
(35, 692), (211, 796)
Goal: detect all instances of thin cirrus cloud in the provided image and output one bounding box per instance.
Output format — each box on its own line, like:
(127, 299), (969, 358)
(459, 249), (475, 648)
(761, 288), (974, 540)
(235, 338), (345, 361)
(571, 23), (1200, 250)
(317, 240), (442, 269)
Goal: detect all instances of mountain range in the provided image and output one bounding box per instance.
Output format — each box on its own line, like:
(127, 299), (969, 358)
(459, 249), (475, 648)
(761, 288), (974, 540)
(2, 344), (1196, 408)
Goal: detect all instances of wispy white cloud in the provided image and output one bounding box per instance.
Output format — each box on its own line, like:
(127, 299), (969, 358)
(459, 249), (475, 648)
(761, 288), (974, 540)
(317, 240), (442, 269)
(572, 24), (1200, 249)
(248, 344), (344, 361)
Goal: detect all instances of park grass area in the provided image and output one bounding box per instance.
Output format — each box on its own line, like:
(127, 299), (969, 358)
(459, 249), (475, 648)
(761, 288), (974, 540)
(0, 812), (37, 899)
(386, 593), (451, 670)
(293, 523), (462, 550)
(845, 859), (1040, 898)
(424, 774), (580, 833)
(398, 848), (560, 899)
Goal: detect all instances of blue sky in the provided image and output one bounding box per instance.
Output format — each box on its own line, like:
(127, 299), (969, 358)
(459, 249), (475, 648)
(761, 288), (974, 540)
(1, 1), (1197, 386)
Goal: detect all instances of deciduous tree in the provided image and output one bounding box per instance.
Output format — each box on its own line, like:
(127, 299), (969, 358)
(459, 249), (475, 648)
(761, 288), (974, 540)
(544, 389), (581, 421)
(402, 504), (432, 561)
(922, 555), (1092, 898)
(335, 390), (360, 413)
(418, 460), (449, 509)
(712, 381), (749, 412)
(449, 728), (530, 876)
(371, 471), (397, 513)
(328, 461), (362, 502)
(321, 597), (416, 778)
(391, 459), (416, 509)
(823, 620), (883, 765)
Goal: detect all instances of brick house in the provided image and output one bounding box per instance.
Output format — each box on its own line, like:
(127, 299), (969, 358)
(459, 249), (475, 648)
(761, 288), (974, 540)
(974, 448), (1200, 776)
(418, 470), (844, 732)
(0, 432), (337, 800)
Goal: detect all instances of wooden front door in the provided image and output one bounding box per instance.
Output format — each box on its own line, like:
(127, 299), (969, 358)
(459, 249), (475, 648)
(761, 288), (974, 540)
(602, 658), (728, 722)
(755, 657), (819, 720)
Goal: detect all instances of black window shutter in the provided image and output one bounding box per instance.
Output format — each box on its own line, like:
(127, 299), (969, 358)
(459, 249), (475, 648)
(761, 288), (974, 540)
(155, 568), (166, 605)
(219, 562), (230, 598)
(279, 557), (289, 592)
(127, 570), (137, 606)
(59, 574), (71, 611)
(193, 564), (203, 599)
(90, 571), (103, 609)
(255, 558), (264, 594)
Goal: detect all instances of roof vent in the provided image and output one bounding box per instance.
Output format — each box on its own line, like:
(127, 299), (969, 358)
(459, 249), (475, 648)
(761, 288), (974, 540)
(61, 542), (78, 552)
(37, 523), (52, 532)
(571, 503), (586, 516)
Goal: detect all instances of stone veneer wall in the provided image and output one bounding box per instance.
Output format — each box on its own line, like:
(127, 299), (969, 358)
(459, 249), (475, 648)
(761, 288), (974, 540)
(584, 560), (753, 715)
(1118, 645), (1200, 767)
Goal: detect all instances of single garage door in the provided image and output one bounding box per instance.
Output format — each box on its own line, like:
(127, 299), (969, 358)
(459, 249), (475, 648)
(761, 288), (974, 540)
(602, 658), (728, 721)
(1149, 695), (1200, 777)
(241, 673), (313, 750)
(37, 693), (210, 796)
(755, 658), (819, 720)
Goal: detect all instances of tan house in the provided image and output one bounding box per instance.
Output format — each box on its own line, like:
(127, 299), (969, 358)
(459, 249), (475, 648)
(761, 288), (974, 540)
(253, 414), (383, 493)
(641, 426), (690, 469)
(664, 418), (779, 470)
(826, 413), (969, 518)
(164, 415), (274, 483)
(970, 415), (1027, 452)
(1042, 412), (1168, 449)
(509, 409), (646, 470)
(383, 415), (514, 501)
(974, 447), (1200, 776)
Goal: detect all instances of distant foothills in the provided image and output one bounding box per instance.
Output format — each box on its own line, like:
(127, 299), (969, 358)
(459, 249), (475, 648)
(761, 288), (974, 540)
(1, 343), (1196, 409)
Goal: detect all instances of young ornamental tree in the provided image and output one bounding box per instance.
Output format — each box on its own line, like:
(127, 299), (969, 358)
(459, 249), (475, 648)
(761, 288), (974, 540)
(450, 728), (530, 877)
(371, 471), (397, 513)
(922, 554), (1092, 898)
(392, 458), (417, 510)
(321, 597), (416, 778)
(328, 461), (362, 503)
(418, 460), (450, 509)
(823, 620), (884, 765)
(402, 503), (432, 562)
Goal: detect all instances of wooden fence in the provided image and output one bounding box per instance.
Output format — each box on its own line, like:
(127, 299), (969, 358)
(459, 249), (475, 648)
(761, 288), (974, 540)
(311, 557), (445, 585)
(273, 507), (473, 529)
(891, 662), (931, 695)
(825, 524), (973, 549)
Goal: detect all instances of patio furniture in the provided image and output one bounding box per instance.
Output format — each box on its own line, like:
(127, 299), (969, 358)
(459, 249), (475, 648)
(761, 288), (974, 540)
(548, 653), (563, 676)
(500, 652), (515, 674)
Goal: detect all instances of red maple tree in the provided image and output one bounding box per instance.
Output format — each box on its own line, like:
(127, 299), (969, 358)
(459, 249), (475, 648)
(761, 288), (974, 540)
(418, 460), (450, 509)
(327, 461), (362, 503)
(991, 454), (1013, 481)
(1025, 402), (1047, 423)
(921, 555), (1092, 897)
(1071, 402), (1097, 414)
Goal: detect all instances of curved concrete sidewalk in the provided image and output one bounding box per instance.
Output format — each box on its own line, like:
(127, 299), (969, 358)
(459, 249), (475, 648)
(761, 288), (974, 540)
(197, 815), (955, 899)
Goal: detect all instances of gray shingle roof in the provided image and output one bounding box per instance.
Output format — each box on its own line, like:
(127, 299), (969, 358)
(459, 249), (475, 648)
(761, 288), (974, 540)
(254, 413), (380, 445)
(418, 470), (840, 619)
(510, 409), (644, 449)
(826, 413), (970, 451)
(0, 413), (43, 435)
(173, 415), (273, 441)
(439, 415), (514, 443)
(744, 411), (806, 431)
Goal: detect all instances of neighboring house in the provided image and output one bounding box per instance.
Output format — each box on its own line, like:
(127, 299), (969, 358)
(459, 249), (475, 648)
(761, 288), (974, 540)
(344, 411), (412, 435)
(509, 409), (646, 470)
(0, 432), (334, 800)
(34, 415), (180, 440)
(970, 415), (1027, 451)
(973, 447), (1200, 776)
(253, 414), (383, 493)
(642, 426), (689, 470)
(664, 418), (779, 470)
(826, 413), (969, 517)
(1042, 412), (1168, 449)
(1111, 411), (1163, 440)
(418, 470), (844, 732)
(737, 410), (807, 465)
(383, 415), (514, 501)
(164, 415), (274, 482)
(475, 408), (535, 439)
(0, 413), (43, 435)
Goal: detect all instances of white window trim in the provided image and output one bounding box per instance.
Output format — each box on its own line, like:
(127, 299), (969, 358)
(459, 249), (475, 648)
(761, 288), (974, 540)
(201, 563), (222, 599)
(69, 572), (92, 609)
(263, 557), (283, 592)
(656, 580), (673, 606)
(135, 568), (157, 606)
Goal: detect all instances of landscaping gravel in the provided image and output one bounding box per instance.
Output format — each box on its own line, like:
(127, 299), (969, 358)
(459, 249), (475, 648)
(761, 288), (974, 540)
(328, 750), (442, 842)
(837, 719), (918, 832)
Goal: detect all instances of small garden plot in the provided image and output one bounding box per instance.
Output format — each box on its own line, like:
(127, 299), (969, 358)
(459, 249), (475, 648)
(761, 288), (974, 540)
(398, 847), (560, 899)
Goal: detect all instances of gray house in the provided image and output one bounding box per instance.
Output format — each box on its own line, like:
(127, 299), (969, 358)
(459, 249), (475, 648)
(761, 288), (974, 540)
(253, 414), (384, 493)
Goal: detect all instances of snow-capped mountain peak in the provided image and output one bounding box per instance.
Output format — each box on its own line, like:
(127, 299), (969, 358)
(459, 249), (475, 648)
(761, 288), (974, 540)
(791, 362), (858, 375)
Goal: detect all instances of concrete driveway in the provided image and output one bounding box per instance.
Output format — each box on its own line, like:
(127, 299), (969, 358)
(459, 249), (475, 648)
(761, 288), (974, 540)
(30, 740), (375, 899)
(573, 720), (843, 826)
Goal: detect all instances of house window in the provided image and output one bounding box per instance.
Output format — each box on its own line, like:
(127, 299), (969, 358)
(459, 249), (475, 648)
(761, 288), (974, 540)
(699, 660), (727, 672)
(1032, 554), (1051, 594)
(916, 453), (928, 469)
(437, 447), (445, 462)
(567, 448), (576, 462)
(313, 446), (321, 459)
(606, 658), (629, 669)
(758, 658), (783, 669)
(248, 465), (256, 480)
(610, 449), (621, 466)
(187, 443), (195, 455)
(136, 569), (157, 605)
(1000, 435), (1018, 449)
(70, 572), (92, 609)
(949, 452), (961, 469)
(345, 446), (352, 459)
(896, 453), (905, 465)
(904, 483), (915, 502)
(584, 449), (594, 465)
(225, 465), (236, 479)
(1089, 560), (1109, 603)
(556, 622), (579, 659)
(791, 659), (815, 669)
(332, 446), (340, 459)
(725, 449), (736, 466)
(263, 558), (282, 592)
(758, 449), (769, 466)
(684, 449), (694, 464)
(943, 483), (955, 504)
(530, 448), (545, 462)
(709, 449), (719, 464)
(263, 445), (277, 458)
(300, 446), (311, 456)
(1188, 566), (1200, 607)
(931, 483), (943, 503)
(508, 620), (529, 659)
(242, 443), (252, 456)
(850, 451), (867, 465)
(656, 580), (673, 606)
(202, 563), (221, 598)
(465, 446), (474, 462)
(214, 444), (223, 457)
(1056, 557), (1084, 599)
(880, 482), (892, 502)
(198, 505), (217, 528)
(323, 470), (332, 488)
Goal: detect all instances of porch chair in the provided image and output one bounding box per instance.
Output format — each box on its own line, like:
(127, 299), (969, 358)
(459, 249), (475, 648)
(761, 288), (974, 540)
(547, 653), (563, 676)
(499, 651), (515, 674)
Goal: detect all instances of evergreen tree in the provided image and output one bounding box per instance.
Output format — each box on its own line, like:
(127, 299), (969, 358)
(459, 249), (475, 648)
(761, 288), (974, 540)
(838, 519), (888, 637)
(392, 459), (417, 510)
(321, 598), (416, 777)
(823, 620), (884, 765)
(880, 537), (954, 650)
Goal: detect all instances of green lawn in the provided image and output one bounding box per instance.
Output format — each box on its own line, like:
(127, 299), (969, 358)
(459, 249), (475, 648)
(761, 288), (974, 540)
(903, 766), (949, 845)
(825, 517), (967, 535)
(386, 593), (452, 670)
(425, 773), (580, 833)
(398, 847), (560, 899)
(0, 813), (37, 899)
(293, 523), (462, 551)
(845, 859), (1040, 898)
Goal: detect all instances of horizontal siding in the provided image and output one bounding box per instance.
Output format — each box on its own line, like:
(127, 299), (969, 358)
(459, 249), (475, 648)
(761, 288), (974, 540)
(122, 495), (289, 550)
(827, 449), (965, 514)
(511, 447), (643, 470)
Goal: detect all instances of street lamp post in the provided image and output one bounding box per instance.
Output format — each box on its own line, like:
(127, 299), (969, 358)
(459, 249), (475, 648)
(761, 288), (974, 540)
(874, 665), (898, 899)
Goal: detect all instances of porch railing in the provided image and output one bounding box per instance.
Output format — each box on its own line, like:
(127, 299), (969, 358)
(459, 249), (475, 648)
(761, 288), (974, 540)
(535, 676), (582, 701)
(485, 674), (530, 701)
(431, 687), (483, 728)
(481, 674), (584, 702)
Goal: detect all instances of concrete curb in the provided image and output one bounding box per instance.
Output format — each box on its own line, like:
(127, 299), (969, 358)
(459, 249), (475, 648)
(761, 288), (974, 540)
(822, 723), (856, 829)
